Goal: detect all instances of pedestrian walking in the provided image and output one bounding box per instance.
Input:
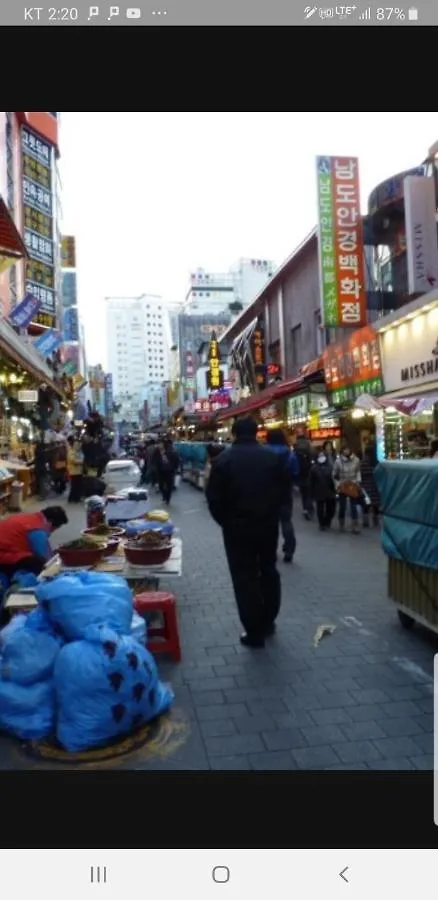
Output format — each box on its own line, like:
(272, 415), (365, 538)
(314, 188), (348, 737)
(322, 439), (337, 468)
(205, 416), (292, 648)
(310, 446), (336, 530)
(266, 428), (299, 562)
(333, 443), (362, 534)
(154, 439), (179, 505)
(67, 435), (84, 503)
(295, 435), (314, 519)
(360, 438), (380, 527)
(204, 442), (226, 490)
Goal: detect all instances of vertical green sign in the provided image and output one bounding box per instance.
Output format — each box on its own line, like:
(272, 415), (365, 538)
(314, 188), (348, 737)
(316, 157), (337, 327)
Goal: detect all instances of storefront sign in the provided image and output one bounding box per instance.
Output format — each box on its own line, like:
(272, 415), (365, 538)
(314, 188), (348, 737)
(267, 363), (281, 377)
(404, 175), (438, 294)
(251, 318), (266, 389)
(200, 324), (227, 335)
(316, 156), (367, 328)
(309, 427), (341, 441)
(21, 126), (55, 328)
(287, 392), (309, 421)
(323, 324), (383, 406)
(379, 305), (438, 393)
(18, 390), (38, 404)
(195, 399), (212, 413)
(9, 293), (41, 328)
(207, 333), (223, 391)
(33, 328), (62, 357)
(61, 235), (76, 269)
(104, 373), (114, 414)
(63, 306), (79, 343)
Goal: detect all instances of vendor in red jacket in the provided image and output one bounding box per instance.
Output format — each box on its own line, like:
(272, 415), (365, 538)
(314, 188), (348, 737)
(0, 506), (68, 581)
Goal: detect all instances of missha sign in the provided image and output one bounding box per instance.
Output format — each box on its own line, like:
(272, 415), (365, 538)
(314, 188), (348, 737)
(380, 305), (438, 393)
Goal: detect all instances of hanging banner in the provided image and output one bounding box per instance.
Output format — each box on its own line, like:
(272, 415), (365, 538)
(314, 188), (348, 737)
(251, 317), (267, 390)
(33, 328), (62, 357)
(316, 156), (367, 328)
(21, 125), (56, 328)
(9, 293), (41, 329)
(61, 235), (76, 269)
(62, 306), (79, 342)
(207, 332), (223, 391)
(404, 175), (438, 295)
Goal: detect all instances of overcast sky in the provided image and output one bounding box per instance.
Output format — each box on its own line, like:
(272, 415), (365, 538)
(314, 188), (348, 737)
(59, 112), (438, 366)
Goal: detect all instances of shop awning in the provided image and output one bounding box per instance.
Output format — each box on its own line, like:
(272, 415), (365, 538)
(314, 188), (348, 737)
(0, 197), (27, 268)
(298, 357), (323, 378)
(0, 317), (64, 397)
(215, 376), (305, 422)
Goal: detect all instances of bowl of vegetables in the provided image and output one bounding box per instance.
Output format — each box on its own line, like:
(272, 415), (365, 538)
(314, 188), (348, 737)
(58, 536), (108, 567)
(124, 529), (172, 566)
(83, 524), (125, 541)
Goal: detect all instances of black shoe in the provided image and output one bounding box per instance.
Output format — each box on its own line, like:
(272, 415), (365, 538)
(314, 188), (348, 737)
(283, 554), (293, 563)
(240, 632), (265, 648)
(264, 622), (276, 637)
(319, 524), (326, 531)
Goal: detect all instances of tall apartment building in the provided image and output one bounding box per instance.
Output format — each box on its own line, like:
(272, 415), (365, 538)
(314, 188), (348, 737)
(184, 258), (276, 316)
(106, 294), (170, 424)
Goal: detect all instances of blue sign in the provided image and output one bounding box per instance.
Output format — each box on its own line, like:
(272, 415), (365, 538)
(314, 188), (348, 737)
(9, 293), (41, 328)
(33, 329), (62, 357)
(63, 306), (79, 342)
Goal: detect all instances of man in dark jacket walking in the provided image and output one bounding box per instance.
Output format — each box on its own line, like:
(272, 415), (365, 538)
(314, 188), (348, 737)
(310, 447), (336, 530)
(206, 417), (291, 648)
(266, 428), (299, 562)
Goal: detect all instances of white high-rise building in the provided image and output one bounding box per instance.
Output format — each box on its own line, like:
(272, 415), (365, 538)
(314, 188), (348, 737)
(184, 258), (276, 316)
(106, 294), (170, 424)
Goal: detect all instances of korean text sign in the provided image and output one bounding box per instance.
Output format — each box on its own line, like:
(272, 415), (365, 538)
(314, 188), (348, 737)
(21, 126), (56, 328)
(208, 334), (223, 391)
(316, 156), (367, 328)
(251, 318), (267, 389)
(322, 325), (383, 404)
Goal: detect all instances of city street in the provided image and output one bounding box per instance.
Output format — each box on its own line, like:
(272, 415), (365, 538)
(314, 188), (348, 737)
(0, 483), (434, 771)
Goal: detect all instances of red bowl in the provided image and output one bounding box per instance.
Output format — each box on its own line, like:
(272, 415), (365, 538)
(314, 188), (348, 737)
(83, 526), (125, 538)
(58, 544), (107, 567)
(103, 538), (120, 556)
(124, 543), (172, 566)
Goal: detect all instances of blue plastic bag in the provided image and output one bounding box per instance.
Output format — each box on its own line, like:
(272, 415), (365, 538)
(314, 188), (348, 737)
(125, 519), (174, 538)
(131, 611), (147, 645)
(26, 606), (64, 638)
(54, 624), (174, 752)
(0, 615), (26, 648)
(36, 571), (133, 640)
(0, 625), (61, 686)
(0, 678), (55, 739)
(13, 572), (39, 589)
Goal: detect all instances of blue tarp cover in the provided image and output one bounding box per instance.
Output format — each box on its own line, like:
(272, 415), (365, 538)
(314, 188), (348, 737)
(374, 459), (438, 572)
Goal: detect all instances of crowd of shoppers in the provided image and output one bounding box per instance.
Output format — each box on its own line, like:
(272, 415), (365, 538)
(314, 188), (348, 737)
(204, 418), (384, 648)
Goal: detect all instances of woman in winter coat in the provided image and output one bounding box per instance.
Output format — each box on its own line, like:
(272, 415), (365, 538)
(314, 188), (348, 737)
(361, 439), (380, 527)
(310, 447), (336, 530)
(332, 443), (362, 533)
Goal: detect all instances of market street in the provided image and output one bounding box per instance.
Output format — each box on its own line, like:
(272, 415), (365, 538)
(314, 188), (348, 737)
(0, 484), (434, 771)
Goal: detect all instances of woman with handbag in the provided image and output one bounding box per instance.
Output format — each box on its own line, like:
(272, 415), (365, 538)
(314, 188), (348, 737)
(332, 444), (362, 534)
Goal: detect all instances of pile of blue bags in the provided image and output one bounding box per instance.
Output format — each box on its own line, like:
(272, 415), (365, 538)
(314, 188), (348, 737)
(0, 571), (174, 751)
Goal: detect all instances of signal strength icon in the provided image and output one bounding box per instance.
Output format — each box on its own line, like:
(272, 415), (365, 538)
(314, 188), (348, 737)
(359, 6), (371, 17)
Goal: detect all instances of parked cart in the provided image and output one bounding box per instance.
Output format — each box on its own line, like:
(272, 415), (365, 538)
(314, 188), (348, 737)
(375, 458), (438, 633)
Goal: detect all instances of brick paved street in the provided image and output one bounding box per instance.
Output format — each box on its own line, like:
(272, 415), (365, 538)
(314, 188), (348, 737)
(0, 484), (435, 770)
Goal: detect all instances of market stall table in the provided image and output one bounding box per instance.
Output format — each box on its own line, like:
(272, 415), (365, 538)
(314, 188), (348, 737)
(41, 536), (182, 592)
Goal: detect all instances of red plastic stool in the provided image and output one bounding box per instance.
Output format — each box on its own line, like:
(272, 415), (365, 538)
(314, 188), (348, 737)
(134, 592), (181, 663)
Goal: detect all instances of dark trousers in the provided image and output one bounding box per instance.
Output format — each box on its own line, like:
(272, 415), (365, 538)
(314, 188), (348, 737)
(316, 498), (336, 527)
(159, 473), (174, 504)
(68, 473), (83, 502)
(223, 523), (281, 637)
(279, 503), (296, 558)
(299, 483), (314, 515)
(0, 556), (45, 581)
(338, 493), (359, 521)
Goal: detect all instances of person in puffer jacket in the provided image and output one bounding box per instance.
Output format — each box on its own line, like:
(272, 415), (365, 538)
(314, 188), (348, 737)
(332, 443), (362, 534)
(266, 429), (300, 562)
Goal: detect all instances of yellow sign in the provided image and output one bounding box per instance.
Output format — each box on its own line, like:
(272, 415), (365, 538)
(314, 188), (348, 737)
(61, 235), (76, 268)
(308, 412), (320, 430)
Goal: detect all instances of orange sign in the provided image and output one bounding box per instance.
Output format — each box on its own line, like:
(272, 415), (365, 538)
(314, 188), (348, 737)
(317, 156), (367, 327)
(18, 112), (58, 148)
(323, 325), (382, 393)
(309, 427), (341, 441)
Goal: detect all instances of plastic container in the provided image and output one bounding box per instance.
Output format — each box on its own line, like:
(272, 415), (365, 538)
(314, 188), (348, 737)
(58, 544), (107, 567)
(9, 481), (23, 512)
(124, 543), (172, 566)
